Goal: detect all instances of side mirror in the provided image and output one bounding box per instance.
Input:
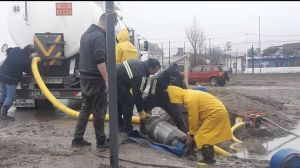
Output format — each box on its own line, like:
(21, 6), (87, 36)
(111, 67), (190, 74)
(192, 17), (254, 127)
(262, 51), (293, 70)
(1, 43), (8, 53)
(143, 41), (149, 51)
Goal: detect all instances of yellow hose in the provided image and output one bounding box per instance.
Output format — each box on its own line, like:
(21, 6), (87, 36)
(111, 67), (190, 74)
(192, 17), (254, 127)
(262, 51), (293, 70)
(31, 56), (140, 124)
(231, 121), (246, 143)
(214, 145), (231, 156)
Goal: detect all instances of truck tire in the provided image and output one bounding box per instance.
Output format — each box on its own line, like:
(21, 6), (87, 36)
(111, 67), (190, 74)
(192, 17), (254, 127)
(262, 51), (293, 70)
(35, 99), (54, 110)
(210, 77), (218, 86)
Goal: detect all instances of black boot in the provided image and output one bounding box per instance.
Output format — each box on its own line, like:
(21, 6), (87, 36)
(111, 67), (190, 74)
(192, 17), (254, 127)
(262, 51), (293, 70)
(199, 144), (216, 164)
(96, 136), (109, 149)
(71, 138), (92, 147)
(0, 106), (15, 121)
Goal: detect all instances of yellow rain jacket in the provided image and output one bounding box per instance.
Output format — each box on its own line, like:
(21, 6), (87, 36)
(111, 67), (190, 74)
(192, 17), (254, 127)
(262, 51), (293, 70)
(167, 86), (232, 149)
(116, 29), (138, 64)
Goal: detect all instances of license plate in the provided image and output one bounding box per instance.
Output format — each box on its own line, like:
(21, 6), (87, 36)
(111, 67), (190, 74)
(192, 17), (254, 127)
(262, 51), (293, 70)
(30, 91), (60, 98)
(14, 99), (35, 107)
(31, 77), (63, 84)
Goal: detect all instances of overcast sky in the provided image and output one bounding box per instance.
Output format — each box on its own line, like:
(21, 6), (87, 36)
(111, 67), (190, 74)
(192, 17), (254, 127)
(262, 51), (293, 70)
(1, 1), (300, 56)
(119, 1), (300, 55)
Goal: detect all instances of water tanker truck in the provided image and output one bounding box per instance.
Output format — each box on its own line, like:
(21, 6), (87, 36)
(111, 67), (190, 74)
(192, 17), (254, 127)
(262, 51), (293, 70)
(4, 1), (148, 109)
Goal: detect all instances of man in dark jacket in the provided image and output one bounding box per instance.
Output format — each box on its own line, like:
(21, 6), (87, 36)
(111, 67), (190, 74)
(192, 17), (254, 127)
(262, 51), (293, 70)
(117, 58), (161, 133)
(0, 44), (35, 121)
(143, 63), (188, 133)
(72, 13), (111, 149)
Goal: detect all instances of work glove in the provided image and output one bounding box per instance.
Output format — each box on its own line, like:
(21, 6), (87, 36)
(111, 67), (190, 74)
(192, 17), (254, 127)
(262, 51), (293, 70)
(139, 111), (150, 122)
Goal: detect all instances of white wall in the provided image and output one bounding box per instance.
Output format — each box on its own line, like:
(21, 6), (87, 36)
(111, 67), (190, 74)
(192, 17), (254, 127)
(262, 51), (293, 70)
(226, 57), (244, 74)
(244, 67), (300, 74)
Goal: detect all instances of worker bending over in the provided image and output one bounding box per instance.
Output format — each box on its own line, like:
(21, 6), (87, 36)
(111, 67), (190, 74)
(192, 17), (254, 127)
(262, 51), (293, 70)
(143, 63), (188, 133)
(0, 45), (35, 121)
(167, 86), (232, 164)
(117, 58), (161, 133)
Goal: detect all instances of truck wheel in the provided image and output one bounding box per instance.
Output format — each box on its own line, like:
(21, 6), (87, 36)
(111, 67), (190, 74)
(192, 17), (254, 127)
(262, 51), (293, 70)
(36, 100), (54, 110)
(210, 77), (218, 86)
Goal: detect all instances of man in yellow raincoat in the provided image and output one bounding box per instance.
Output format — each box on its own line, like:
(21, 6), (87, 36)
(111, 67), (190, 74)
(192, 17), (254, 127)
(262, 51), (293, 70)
(167, 85), (232, 164)
(116, 28), (138, 64)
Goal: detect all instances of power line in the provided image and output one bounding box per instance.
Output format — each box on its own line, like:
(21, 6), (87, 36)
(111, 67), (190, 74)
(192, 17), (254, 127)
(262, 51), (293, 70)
(210, 34), (248, 39)
(147, 33), (300, 42)
(160, 39), (300, 47)
(208, 32), (247, 37)
(247, 33), (300, 37)
(146, 32), (248, 41)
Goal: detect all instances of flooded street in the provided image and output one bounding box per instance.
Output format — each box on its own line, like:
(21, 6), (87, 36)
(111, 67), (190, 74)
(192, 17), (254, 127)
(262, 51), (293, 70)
(0, 73), (300, 167)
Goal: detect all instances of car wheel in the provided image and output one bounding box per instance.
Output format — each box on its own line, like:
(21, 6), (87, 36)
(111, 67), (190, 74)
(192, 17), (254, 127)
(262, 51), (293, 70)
(209, 77), (218, 86)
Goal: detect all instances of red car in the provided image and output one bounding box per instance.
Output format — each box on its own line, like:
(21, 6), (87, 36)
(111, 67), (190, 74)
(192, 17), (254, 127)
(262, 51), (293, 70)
(183, 65), (228, 86)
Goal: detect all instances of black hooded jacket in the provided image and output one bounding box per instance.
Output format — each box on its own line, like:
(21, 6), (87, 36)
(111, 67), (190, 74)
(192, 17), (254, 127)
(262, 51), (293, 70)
(117, 59), (150, 112)
(144, 63), (187, 112)
(0, 47), (32, 85)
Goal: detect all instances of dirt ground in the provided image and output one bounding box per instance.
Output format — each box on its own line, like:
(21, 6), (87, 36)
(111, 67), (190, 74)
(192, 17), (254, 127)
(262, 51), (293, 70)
(0, 73), (300, 168)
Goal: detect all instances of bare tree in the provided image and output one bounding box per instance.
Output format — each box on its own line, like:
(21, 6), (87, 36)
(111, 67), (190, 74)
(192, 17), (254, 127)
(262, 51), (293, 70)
(210, 47), (223, 64)
(197, 31), (206, 56)
(185, 17), (206, 66)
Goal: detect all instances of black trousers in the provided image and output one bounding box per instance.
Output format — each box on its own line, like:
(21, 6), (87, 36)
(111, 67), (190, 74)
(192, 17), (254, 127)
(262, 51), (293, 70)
(74, 78), (107, 144)
(117, 83), (134, 132)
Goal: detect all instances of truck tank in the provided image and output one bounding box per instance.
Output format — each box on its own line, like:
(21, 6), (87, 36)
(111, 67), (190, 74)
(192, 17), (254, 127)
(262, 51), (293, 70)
(7, 1), (104, 58)
(7, 1), (123, 108)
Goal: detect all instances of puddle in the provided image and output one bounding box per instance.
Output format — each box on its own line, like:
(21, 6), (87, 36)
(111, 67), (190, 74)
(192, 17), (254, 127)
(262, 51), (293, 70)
(234, 124), (300, 160)
(0, 99), (81, 128)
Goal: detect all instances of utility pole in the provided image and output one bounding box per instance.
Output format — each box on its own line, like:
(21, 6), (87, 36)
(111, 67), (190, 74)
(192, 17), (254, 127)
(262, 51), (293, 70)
(245, 33), (248, 70)
(105, 1), (119, 167)
(252, 45), (254, 74)
(209, 38), (211, 58)
(258, 17), (261, 56)
(224, 47), (227, 67)
(183, 42), (185, 54)
(161, 42), (164, 68)
(230, 51), (232, 70)
(168, 40), (170, 65)
(236, 48), (238, 74)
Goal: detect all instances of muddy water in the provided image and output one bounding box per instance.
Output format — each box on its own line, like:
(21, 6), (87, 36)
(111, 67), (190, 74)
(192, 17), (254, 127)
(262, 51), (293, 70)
(234, 124), (300, 160)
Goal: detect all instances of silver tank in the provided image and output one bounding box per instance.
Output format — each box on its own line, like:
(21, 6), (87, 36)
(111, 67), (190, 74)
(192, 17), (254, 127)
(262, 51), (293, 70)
(144, 116), (187, 146)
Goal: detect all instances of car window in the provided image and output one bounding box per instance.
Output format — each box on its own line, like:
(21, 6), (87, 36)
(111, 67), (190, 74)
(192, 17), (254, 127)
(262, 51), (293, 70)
(213, 66), (219, 71)
(222, 66), (228, 71)
(191, 66), (203, 72)
(202, 66), (212, 72)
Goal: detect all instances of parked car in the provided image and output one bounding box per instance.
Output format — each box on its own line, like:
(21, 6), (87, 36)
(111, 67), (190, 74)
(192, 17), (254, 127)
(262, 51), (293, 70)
(184, 65), (228, 86)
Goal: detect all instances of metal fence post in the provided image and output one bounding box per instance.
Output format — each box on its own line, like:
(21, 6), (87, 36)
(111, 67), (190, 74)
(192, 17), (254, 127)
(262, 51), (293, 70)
(105, 1), (119, 168)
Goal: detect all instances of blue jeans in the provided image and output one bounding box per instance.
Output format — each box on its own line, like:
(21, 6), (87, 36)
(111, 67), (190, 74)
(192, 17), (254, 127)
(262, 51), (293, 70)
(0, 82), (17, 108)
